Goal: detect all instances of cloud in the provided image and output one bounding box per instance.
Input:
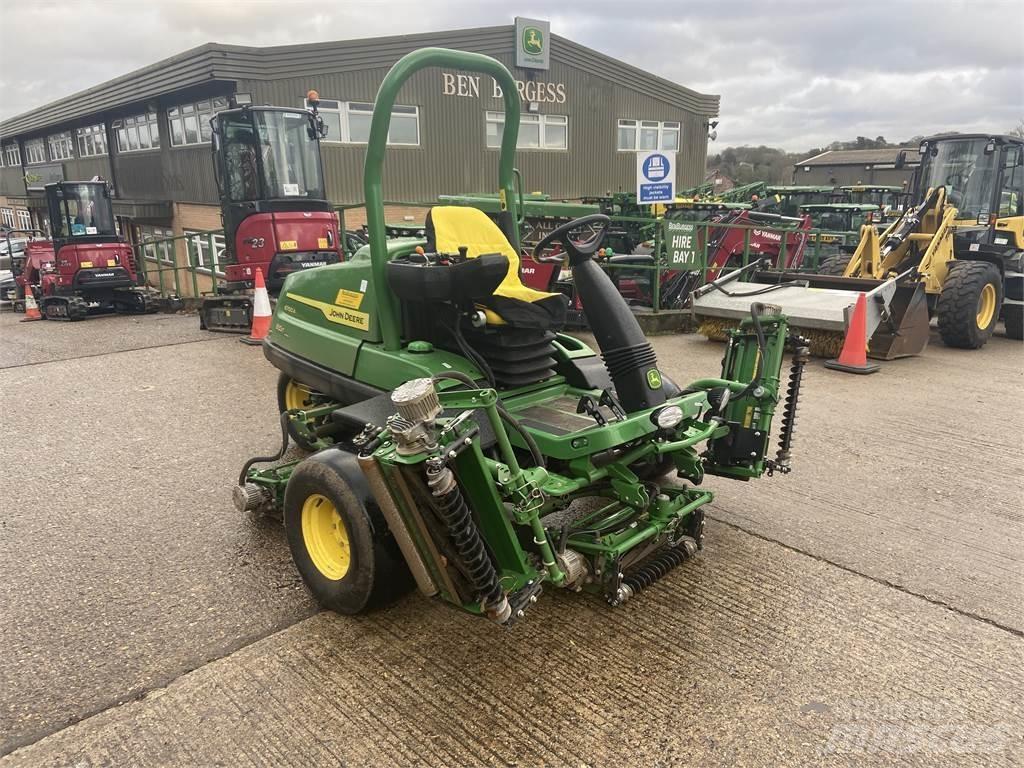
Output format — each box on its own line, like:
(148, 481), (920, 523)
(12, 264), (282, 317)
(1, 0), (1021, 151)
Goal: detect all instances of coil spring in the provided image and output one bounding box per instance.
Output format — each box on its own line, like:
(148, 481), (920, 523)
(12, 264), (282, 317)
(426, 463), (505, 611)
(621, 541), (695, 597)
(775, 339), (810, 466)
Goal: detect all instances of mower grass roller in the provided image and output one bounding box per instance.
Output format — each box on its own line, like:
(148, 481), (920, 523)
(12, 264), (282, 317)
(234, 47), (807, 625)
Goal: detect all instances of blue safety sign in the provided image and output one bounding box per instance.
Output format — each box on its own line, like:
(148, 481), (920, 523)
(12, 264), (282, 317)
(636, 152), (675, 203)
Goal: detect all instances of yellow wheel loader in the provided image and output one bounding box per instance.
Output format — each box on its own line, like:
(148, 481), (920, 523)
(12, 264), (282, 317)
(693, 133), (1024, 358)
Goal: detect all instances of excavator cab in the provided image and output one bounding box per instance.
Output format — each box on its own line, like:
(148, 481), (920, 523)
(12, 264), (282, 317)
(202, 99), (343, 331)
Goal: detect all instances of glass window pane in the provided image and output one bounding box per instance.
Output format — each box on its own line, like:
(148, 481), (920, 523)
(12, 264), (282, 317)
(182, 104), (195, 114)
(168, 107), (179, 118)
(617, 124), (635, 150)
(349, 102), (373, 113)
(138, 126), (151, 149)
(348, 111), (371, 143)
(184, 115), (199, 144)
(388, 113), (418, 145)
(640, 127), (659, 150)
(117, 128), (128, 151)
(200, 117), (213, 142)
(169, 118), (183, 146)
(150, 124), (161, 148)
(662, 127), (679, 151)
(128, 127), (140, 151)
(544, 121), (567, 149)
(486, 119), (501, 148)
(519, 120), (540, 148)
(321, 112), (342, 141)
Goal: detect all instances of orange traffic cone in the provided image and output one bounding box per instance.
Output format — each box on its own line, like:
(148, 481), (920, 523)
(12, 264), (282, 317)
(21, 287), (43, 322)
(824, 292), (880, 374)
(241, 268), (271, 345)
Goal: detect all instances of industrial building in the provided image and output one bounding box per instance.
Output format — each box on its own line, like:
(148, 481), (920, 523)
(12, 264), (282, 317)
(792, 146), (919, 187)
(0, 22), (718, 280)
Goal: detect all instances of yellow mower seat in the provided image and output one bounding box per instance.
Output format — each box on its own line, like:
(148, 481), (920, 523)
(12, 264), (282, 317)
(425, 206), (567, 329)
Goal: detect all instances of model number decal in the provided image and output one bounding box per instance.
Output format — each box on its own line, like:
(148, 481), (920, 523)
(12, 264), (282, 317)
(285, 292), (370, 331)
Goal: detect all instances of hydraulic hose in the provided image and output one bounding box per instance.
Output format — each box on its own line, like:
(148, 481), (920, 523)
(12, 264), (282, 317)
(432, 371), (545, 468)
(238, 411), (290, 485)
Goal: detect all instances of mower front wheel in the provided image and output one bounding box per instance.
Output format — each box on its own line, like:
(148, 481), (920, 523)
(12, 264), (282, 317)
(277, 374), (330, 452)
(283, 449), (412, 614)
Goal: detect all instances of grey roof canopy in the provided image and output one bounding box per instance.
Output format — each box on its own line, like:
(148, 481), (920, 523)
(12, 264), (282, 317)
(794, 147), (920, 167)
(0, 25), (720, 138)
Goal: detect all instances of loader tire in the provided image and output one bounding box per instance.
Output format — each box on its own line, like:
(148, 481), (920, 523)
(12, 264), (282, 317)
(277, 373), (330, 452)
(818, 255), (851, 277)
(937, 261), (1003, 349)
(284, 449), (412, 614)
(1004, 304), (1023, 340)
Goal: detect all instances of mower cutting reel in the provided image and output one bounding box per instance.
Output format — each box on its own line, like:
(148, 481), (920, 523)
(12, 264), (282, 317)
(234, 47), (803, 626)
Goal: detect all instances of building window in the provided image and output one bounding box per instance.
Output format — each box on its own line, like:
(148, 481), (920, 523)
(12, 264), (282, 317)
(16, 210), (31, 230)
(76, 124), (108, 157)
(47, 132), (74, 161)
(1, 208), (14, 228)
(486, 112), (568, 150)
(24, 139), (47, 165)
(114, 112), (160, 153)
(4, 144), (20, 166)
(306, 98), (420, 145)
(185, 230), (226, 274)
(140, 227), (175, 264)
(168, 97), (228, 147)
(616, 119), (680, 152)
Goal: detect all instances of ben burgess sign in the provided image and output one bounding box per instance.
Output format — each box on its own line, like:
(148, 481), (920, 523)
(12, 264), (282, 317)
(441, 73), (566, 104)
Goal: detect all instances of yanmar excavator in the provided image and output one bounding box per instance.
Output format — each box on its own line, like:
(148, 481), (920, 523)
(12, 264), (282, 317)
(15, 181), (152, 320)
(200, 93), (344, 331)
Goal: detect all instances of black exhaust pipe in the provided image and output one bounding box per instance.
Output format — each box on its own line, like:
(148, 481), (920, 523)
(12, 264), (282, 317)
(571, 255), (667, 413)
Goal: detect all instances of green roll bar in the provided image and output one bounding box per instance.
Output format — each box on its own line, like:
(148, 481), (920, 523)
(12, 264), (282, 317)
(364, 47), (523, 351)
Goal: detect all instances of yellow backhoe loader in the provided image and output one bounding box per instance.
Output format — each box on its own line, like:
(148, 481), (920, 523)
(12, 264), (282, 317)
(693, 133), (1024, 358)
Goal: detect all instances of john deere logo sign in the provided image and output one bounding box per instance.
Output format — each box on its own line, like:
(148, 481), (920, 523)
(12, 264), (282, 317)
(515, 17), (550, 70)
(523, 27), (544, 55)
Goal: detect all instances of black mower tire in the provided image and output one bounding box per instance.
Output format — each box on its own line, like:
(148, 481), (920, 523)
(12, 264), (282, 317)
(283, 449), (413, 614)
(1003, 304), (1023, 341)
(277, 373), (325, 452)
(937, 261), (1003, 349)
(818, 255), (851, 276)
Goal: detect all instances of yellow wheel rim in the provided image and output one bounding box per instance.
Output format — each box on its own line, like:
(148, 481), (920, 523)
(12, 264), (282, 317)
(301, 494), (351, 580)
(976, 283), (996, 329)
(284, 379), (312, 410)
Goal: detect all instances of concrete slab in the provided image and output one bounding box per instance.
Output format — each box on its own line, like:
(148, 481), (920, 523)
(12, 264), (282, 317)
(2, 522), (1020, 767)
(0, 331), (315, 753)
(0, 310), (215, 369)
(650, 327), (1024, 632)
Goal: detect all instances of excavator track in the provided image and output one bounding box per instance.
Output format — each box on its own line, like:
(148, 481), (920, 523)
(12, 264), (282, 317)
(41, 296), (89, 321)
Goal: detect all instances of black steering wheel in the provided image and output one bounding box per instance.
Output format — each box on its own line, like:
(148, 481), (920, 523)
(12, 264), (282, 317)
(532, 214), (611, 266)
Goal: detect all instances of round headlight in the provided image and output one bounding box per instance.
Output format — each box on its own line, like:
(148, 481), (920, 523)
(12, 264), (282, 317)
(652, 405), (684, 430)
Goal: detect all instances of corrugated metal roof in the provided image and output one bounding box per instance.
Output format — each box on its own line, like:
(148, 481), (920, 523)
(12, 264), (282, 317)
(0, 25), (718, 138)
(794, 147), (919, 167)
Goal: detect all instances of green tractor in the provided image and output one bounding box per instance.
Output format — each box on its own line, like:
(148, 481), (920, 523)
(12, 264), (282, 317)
(798, 202), (880, 266)
(234, 48), (808, 623)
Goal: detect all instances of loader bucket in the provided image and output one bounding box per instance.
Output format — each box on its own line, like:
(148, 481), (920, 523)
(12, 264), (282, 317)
(691, 269), (930, 360)
(863, 281), (930, 360)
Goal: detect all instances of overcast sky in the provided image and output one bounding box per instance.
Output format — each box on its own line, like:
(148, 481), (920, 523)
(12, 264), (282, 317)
(1, 0), (1021, 152)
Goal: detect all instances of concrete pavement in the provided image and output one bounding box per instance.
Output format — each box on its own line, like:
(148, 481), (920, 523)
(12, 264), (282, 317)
(1, 311), (1021, 765)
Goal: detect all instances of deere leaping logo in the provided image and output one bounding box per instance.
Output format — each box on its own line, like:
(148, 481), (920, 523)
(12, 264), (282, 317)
(523, 27), (544, 55)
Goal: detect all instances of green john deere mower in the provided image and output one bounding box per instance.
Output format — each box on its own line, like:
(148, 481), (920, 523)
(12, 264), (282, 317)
(234, 48), (808, 623)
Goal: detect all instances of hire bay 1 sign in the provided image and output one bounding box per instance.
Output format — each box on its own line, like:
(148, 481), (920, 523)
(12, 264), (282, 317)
(663, 219), (701, 270)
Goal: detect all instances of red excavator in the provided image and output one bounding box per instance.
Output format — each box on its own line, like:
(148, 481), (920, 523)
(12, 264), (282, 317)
(14, 181), (152, 320)
(200, 93), (344, 331)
